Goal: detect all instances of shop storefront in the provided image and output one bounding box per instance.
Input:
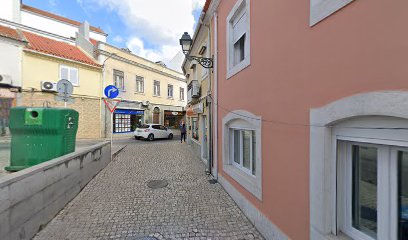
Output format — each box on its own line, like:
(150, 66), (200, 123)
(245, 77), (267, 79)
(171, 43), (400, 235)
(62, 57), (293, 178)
(164, 111), (185, 129)
(113, 109), (144, 133)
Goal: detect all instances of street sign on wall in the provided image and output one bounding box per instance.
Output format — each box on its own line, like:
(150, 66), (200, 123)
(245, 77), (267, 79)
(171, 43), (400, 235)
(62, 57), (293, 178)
(104, 85), (119, 99)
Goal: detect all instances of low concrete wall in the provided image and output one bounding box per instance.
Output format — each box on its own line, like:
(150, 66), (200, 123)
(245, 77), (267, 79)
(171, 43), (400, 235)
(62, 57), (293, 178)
(0, 142), (111, 240)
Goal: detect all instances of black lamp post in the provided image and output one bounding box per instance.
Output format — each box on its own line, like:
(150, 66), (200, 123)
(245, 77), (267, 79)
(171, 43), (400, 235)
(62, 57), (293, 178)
(179, 32), (213, 69)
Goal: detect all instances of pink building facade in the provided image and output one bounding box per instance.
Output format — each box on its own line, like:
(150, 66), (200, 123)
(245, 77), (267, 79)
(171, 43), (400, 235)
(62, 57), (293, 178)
(205, 0), (408, 239)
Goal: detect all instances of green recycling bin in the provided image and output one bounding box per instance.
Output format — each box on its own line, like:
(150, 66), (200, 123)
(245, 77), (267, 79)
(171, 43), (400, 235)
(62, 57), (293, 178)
(5, 107), (79, 171)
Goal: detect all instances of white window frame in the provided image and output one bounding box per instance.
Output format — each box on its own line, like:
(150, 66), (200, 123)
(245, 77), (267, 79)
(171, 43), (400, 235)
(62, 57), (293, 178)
(226, 0), (251, 79)
(310, 0), (354, 26)
(337, 140), (405, 240)
(168, 84), (173, 99)
(60, 65), (79, 86)
(222, 110), (262, 200)
(230, 128), (255, 176)
(113, 69), (125, 91)
(201, 43), (209, 79)
(153, 80), (160, 96)
(136, 76), (144, 93)
(309, 91), (408, 240)
(180, 87), (185, 101)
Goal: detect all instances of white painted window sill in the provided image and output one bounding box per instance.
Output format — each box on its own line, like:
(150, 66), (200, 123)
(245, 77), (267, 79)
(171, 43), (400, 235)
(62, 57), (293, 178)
(223, 164), (261, 200)
(226, 58), (250, 79)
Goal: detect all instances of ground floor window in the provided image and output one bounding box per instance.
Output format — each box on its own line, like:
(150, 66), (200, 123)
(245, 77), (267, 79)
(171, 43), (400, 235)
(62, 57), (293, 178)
(222, 110), (262, 200)
(113, 109), (144, 133)
(339, 141), (408, 240)
(230, 129), (256, 175)
(192, 117), (199, 141)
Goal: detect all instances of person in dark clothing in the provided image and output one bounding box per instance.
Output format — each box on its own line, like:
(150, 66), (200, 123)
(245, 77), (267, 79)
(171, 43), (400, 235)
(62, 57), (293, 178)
(180, 123), (187, 143)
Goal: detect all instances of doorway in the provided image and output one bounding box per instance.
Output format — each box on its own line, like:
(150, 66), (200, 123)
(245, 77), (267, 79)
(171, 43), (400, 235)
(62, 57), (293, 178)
(202, 116), (209, 161)
(153, 107), (160, 124)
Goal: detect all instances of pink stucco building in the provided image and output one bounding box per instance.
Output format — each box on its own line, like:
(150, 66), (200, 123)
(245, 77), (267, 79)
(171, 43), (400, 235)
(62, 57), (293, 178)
(202, 0), (408, 239)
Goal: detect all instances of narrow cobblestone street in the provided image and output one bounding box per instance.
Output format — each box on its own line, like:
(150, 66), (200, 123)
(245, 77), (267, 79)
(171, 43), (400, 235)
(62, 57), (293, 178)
(33, 139), (264, 240)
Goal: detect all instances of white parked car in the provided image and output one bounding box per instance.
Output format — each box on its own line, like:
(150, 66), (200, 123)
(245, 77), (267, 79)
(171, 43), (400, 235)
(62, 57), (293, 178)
(134, 124), (173, 141)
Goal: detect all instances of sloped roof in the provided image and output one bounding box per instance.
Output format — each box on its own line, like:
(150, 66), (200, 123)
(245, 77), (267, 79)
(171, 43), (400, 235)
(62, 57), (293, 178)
(21, 4), (106, 35)
(0, 24), (25, 42)
(23, 31), (101, 67)
(203, 0), (212, 12)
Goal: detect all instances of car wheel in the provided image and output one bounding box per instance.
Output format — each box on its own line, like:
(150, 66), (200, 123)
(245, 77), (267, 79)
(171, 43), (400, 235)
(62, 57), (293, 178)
(148, 134), (154, 141)
(168, 133), (173, 140)
(135, 136), (140, 140)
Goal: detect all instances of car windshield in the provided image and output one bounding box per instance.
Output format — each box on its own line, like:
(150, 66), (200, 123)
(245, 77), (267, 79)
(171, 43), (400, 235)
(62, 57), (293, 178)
(138, 125), (149, 129)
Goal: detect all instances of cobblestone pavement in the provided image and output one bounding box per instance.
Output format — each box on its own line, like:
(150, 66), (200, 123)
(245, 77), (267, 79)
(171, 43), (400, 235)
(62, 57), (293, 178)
(34, 140), (264, 240)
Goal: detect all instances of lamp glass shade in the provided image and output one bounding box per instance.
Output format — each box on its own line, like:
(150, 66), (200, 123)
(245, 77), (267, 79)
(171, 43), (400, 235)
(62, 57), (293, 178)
(180, 32), (192, 54)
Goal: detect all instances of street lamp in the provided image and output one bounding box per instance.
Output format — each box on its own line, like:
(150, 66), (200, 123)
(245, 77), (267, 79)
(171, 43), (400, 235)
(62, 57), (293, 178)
(179, 32), (213, 69)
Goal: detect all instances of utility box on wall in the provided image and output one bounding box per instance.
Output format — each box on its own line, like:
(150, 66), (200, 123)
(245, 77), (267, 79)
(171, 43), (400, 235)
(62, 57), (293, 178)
(5, 107), (79, 171)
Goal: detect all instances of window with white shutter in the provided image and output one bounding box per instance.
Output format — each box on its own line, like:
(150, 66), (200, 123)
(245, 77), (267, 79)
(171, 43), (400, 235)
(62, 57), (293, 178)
(226, 0), (251, 79)
(60, 65), (79, 86)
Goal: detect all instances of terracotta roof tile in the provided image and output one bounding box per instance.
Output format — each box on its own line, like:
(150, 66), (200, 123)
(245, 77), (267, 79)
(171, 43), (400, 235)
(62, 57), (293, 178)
(21, 4), (106, 35)
(203, 0), (212, 12)
(90, 38), (98, 46)
(23, 31), (101, 67)
(0, 25), (25, 42)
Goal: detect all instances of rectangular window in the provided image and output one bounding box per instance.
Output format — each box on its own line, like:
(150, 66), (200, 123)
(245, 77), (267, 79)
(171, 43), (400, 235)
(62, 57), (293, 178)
(340, 142), (408, 240)
(193, 65), (197, 80)
(154, 80), (160, 96)
(227, 0), (250, 79)
(192, 117), (199, 141)
(201, 45), (208, 78)
(168, 84), (173, 98)
(231, 128), (255, 175)
(136, 76), (144, 93)
(113, 70), (125, 90)
(180, 87), (185, 101)
(60, 65), (79, 86)
(351, 145), (378, 239)
(398, 151), (408, 240)
(233, 34), (245, 66)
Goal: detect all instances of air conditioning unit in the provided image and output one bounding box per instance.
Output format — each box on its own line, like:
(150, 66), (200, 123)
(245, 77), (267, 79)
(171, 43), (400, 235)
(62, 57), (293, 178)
(0, 74), (12, 86)
(141, 101), (150, 106)
(41, 81), (57, 92)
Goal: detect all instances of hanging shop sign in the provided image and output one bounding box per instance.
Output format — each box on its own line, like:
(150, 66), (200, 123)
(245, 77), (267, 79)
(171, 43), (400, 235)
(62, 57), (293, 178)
(192, 102), (203, 114)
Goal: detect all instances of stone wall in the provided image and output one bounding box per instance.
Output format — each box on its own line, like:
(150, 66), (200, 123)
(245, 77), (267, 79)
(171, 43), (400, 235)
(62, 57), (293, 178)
(0, 142), (110, 240)
(20, 92), (102, 139)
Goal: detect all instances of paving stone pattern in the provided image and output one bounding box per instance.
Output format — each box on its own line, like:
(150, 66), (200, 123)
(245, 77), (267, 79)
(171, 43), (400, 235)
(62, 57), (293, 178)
(34, 141), (264, 240)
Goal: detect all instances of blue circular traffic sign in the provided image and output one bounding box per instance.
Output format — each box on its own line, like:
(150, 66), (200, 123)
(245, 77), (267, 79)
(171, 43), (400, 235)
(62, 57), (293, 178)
(104, 85), (119, 99)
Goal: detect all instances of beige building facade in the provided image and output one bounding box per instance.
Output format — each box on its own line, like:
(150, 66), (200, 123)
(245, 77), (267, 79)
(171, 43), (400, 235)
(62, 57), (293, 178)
(182, 15), (213, 168)
(98, 43), (187, 137)
(17, 29), (103, 139)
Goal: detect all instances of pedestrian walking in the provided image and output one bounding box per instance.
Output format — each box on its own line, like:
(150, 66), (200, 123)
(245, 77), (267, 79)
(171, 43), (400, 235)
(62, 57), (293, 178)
(180, 123), (186, 143)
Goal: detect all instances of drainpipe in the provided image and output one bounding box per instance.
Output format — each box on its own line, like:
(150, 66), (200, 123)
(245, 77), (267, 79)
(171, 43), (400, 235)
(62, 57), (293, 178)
(212, 12), (218, 180)
(200, 16), (212, 176)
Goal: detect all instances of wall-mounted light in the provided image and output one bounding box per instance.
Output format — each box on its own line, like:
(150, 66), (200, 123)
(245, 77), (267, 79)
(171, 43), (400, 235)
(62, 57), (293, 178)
(179, 32), (213, 69)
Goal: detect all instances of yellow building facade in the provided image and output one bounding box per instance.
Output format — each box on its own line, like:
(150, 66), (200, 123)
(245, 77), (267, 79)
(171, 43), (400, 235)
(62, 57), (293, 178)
(182, 19), (213, 167)
(98, 43), (187, 137)
(20, 35), (103, 139)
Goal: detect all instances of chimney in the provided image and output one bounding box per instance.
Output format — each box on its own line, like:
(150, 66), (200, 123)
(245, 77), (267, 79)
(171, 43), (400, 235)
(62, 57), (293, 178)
(76, 21), (94, 57)
(79, 21), (90, 41)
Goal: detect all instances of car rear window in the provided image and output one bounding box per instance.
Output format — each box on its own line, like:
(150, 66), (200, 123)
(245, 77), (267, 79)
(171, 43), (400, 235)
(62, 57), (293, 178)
(139, 125), (149, 129)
